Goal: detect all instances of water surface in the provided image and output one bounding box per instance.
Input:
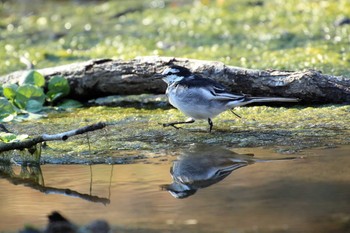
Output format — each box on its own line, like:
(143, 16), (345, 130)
(1, 145), (350, 233)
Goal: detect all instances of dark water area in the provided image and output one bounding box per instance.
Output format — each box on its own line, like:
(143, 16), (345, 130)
(1, 145), (350, 233)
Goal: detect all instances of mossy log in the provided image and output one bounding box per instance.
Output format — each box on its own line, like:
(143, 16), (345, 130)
(1, 56), (349, 103)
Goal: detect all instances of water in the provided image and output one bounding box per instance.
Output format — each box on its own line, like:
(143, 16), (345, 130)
(1, 145), (350, 233)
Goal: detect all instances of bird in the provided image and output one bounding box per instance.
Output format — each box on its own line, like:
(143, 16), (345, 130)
(157, 65), (299, 132)
(160, 144), (256, 199)
(160, 144), (298, 199)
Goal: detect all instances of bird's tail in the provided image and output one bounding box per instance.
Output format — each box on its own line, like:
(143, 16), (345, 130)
(229, 96), (300, 107)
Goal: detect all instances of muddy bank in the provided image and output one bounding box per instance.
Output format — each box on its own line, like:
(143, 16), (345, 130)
(2, 99), (349, 164)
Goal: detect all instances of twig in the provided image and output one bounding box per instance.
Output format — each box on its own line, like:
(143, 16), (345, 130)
(0, 122), (107, 153)
(111, 7), (143, 18)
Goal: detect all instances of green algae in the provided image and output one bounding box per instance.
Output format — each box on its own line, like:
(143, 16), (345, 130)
(2, 103), (349, 164)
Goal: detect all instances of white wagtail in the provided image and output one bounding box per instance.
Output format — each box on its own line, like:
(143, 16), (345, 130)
(157, 65), (299, 132)
(160, 144), (297, 198)
(160, 144), (256, 198)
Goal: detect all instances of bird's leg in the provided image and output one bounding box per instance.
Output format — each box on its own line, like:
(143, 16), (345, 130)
(230, 109), (242, 118)
(161, 118), (195, 129)
(208, 118), (213, 133)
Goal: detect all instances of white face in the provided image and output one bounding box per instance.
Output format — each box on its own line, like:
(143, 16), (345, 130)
(161, 67), (184, 85)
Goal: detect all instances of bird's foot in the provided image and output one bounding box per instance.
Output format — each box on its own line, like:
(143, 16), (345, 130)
(159, 119), (195, 130)
(160, 122), (181, 129)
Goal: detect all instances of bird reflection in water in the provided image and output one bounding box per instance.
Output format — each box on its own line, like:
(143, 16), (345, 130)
(161, 144), (294, 199)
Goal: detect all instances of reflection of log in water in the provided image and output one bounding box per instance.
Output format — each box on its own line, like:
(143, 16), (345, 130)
(0, 164), (110, 205)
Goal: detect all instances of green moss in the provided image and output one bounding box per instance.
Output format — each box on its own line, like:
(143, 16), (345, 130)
(3, 104), (348, 164)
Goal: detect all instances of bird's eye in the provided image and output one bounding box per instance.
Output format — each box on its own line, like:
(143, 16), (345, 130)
(162, 68), (171, 75)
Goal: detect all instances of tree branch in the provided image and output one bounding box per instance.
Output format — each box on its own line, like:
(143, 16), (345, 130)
(1, 56), (349, 103)
(0, 122), (107, 153)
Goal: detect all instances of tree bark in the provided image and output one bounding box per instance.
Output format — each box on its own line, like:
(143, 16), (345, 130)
(1, 56), (349, 103)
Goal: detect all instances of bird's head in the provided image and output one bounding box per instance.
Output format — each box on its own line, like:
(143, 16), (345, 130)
(158, 65), (193, 85)
(160, 183), (197, 199)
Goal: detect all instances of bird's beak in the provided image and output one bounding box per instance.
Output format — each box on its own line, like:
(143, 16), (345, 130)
(153, 73), (165, 79)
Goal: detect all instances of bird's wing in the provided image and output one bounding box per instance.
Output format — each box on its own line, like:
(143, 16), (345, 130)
(209, 84), (246, 101)
(178, 74), (246, 101)
(211, 162), (248, 179)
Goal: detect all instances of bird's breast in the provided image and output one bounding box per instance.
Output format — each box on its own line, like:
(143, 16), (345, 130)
(167, 85), (186, 109)
(166, 85), (224, 119)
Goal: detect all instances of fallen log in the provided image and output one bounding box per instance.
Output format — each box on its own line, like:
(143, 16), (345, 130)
(1, 56), (349, 103)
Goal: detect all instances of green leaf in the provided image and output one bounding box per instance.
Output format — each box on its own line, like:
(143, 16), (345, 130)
(0, 132), (28, 143)
(47, 76), (70, 102)
(58, 99), (83, 109)
(14, 84), (46, 112)
(0, 132), (17, 142)
(15, 112), (44, 121)
(47, 92), (65, 102)
(3, 83), (18, 101)
(20, 70), (46, 87)
(0, 97), (16, 120)
(1, 114), (14, 122)
(26, 99), (44, 113)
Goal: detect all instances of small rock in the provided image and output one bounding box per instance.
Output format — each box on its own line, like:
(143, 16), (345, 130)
(84, 220), (111, 233)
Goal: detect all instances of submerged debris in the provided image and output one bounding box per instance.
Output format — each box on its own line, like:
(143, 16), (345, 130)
(20, 211), (110, 233)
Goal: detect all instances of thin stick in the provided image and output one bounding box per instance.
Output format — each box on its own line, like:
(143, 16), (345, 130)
(0, 122), (107, 153)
